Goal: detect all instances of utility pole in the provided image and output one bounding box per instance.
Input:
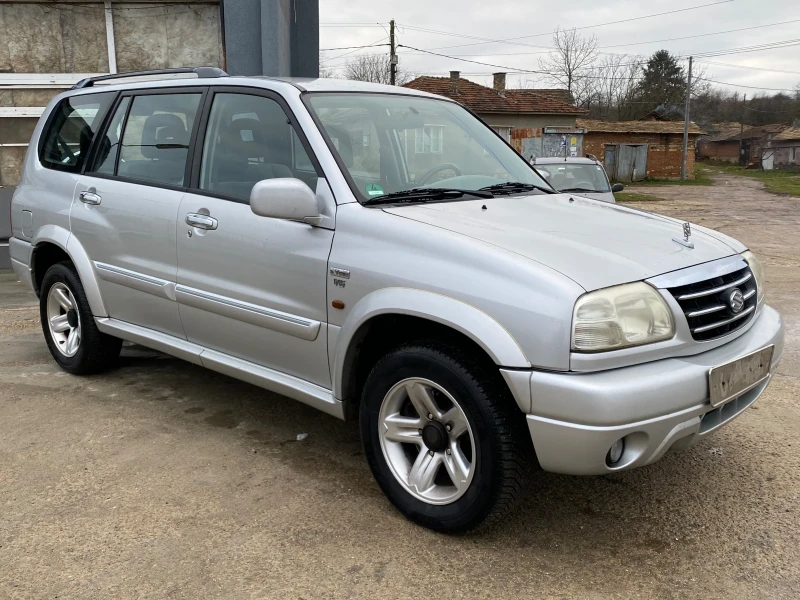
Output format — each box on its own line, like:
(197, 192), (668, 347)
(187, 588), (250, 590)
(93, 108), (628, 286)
(389, 19), (397, 85)
(680, 56), (693, 181)
(738, 94), (747, 166)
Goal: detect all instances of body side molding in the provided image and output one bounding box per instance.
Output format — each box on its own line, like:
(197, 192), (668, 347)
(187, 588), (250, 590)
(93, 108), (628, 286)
(175, 285), (321, 341)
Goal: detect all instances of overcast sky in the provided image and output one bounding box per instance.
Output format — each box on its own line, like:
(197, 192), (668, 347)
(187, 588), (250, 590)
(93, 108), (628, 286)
(319, 0), (800, 95)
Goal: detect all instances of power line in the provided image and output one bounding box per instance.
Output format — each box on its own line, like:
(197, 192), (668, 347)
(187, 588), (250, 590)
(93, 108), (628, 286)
(694, 60), (800, 76)
(596, 19), (800, 50)
(320, 23), (385, 27)
(398, 0), (734, 52)
(695, 76), (798, 93)
(397, 45), (551, 75)
(327, 36), (389, 61)
(321, 43), (390, 52)
(691, 38), (800, 59)
(743, 105), (799, 114)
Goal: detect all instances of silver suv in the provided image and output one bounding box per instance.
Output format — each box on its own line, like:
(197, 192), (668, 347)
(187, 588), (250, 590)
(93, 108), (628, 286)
(9, 68), (784, 532)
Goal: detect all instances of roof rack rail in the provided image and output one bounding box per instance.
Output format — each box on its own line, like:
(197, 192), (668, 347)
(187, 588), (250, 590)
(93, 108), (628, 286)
(72, 67), (228, 89)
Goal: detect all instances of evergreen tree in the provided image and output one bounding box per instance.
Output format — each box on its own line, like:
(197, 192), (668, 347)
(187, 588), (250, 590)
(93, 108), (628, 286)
(636, 50), (685, 110)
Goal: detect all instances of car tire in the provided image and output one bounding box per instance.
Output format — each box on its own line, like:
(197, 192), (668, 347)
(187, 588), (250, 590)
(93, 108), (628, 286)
(39, 261), (122, 374)
(360, 341), (531, 532)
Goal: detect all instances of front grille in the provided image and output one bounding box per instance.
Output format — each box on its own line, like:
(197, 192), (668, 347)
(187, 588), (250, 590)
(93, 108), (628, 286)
(667, 266), (758, 341)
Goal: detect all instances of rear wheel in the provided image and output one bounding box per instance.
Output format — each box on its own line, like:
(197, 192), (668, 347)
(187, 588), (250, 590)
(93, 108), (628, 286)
(360, 342), (530, 532)
(40, 262), (122, 374)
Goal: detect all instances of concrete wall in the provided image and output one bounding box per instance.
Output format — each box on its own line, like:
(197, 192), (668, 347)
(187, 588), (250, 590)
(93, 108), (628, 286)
(773, 144), (800, 169)
(113, 3), (223, 73)
(583, 132), (699, 180)
(0, 3), (110, 73)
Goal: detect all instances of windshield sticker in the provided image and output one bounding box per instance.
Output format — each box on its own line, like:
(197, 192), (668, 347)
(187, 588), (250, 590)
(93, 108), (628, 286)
(365, 183), (384, 196)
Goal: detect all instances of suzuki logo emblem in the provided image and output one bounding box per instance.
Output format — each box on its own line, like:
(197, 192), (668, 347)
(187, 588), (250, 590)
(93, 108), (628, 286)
(725, 288), (745, 314)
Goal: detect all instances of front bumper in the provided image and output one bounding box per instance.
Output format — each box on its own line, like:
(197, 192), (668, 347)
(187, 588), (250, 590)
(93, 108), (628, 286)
(526, 305), (784, 475)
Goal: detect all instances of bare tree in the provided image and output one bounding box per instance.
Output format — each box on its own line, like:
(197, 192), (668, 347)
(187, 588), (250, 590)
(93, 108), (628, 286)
(538, 27), (599, 103)
(343, 53), (412, 85)
(585, 54), (643, 120)
(319, 52), (335, 78)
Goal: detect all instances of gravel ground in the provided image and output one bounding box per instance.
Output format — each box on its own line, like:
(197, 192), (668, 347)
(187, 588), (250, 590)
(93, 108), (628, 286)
(1, 174), (798, 599)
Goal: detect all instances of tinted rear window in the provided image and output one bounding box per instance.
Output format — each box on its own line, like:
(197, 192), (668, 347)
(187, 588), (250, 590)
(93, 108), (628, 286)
(39, 93), (114, 173)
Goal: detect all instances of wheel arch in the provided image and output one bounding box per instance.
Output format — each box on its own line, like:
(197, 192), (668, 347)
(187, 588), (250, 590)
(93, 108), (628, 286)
(31, 225), (107, 316)
(332, 288), (531, 409)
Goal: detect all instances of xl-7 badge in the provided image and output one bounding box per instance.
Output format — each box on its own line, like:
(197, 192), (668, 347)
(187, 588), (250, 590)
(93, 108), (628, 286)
(672, 221), (694, 249)
(330, 267), (350, 288)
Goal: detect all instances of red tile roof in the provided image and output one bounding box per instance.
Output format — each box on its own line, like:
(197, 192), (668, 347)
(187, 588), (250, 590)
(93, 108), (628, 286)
(404, 76), (587, 115)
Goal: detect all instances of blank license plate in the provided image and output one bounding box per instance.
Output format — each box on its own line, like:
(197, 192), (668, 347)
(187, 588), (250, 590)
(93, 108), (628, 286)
(709, 346), (773, 408)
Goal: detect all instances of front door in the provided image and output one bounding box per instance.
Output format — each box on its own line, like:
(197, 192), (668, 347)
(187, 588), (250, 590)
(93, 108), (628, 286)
(71, 90), (204, 337)
(175, 90), (333, 387)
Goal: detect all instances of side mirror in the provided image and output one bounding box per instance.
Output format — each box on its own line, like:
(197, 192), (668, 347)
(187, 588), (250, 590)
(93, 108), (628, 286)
(612, 183), (625, 193)
(250, 178), (321, 226)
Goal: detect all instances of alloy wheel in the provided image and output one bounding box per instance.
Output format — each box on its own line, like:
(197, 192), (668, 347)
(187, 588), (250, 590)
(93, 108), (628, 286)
(46, 282), (81, 357)
(378, 377), (476, 505)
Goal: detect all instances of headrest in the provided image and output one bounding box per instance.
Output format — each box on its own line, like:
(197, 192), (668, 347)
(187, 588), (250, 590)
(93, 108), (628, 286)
(142, 113), (188, 158)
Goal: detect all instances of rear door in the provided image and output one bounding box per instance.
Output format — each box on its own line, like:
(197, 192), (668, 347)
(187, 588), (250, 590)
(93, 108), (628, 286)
(71, 88), (205, 337)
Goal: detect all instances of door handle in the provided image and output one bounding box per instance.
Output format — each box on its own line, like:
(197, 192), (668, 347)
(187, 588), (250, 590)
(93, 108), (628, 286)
(79, 190), (102, 205)
(185, 213), (218, 230)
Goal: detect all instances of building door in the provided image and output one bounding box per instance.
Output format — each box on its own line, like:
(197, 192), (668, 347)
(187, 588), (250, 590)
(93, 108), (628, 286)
(762, 150), (774, 171)
(612, 144), (648, 182)
(604, 144), (617, 180)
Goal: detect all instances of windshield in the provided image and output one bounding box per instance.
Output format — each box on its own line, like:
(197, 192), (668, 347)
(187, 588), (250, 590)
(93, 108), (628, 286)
(534, 163), (611, 193)
(304, 93), (551, 203)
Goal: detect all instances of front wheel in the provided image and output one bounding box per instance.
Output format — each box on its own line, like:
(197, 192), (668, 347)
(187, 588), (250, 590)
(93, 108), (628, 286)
(360, 342), (531, 532)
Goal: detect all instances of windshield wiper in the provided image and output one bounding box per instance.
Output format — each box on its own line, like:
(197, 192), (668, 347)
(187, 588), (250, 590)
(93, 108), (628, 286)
(479, 181), (555, 195)
(362, 187), (493, 206)
(559, 187), (602, 193)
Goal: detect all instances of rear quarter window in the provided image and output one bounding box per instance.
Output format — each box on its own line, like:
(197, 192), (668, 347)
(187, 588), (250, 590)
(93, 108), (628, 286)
(39, 92), (115, 173)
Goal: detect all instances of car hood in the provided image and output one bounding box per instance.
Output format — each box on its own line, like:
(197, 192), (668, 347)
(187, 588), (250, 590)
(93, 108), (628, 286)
(382, 193), (741, 291)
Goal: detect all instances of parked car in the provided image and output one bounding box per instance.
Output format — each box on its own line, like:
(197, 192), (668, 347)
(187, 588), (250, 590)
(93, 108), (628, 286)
(533, 156), (623, 203)
(9, 68), (784, 532)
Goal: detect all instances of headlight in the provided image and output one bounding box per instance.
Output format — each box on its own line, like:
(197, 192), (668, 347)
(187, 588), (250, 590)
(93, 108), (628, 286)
(572, 282), (675, 352)
(742, 250), (765, 304)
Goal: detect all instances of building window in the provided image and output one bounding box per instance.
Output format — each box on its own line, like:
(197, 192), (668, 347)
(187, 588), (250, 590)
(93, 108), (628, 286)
(791, 147), (797, 162)
(491, 126), (512, 142)
(415, 125), (443, 154)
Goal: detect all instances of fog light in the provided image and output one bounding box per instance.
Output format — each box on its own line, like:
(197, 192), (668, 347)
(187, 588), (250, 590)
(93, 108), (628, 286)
(607, 438), (625, 466)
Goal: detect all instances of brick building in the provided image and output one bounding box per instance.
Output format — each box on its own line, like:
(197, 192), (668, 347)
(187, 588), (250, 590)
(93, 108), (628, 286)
(577, 119), (703, 181)
(696, 122), (743, 163)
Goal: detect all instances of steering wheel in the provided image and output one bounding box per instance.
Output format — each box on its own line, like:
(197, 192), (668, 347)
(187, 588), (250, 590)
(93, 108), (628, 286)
(417, 163), (462, 185)
(572, 181), (595, 190)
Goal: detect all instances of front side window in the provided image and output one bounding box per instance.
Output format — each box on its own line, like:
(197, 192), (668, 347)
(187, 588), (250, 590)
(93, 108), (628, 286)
(40, 92), (114, 172)
(306, 93), (549, 201)
(534, 163), (611, 193)
(116, 93), (201, 186)
(199, 93), (318, 201)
